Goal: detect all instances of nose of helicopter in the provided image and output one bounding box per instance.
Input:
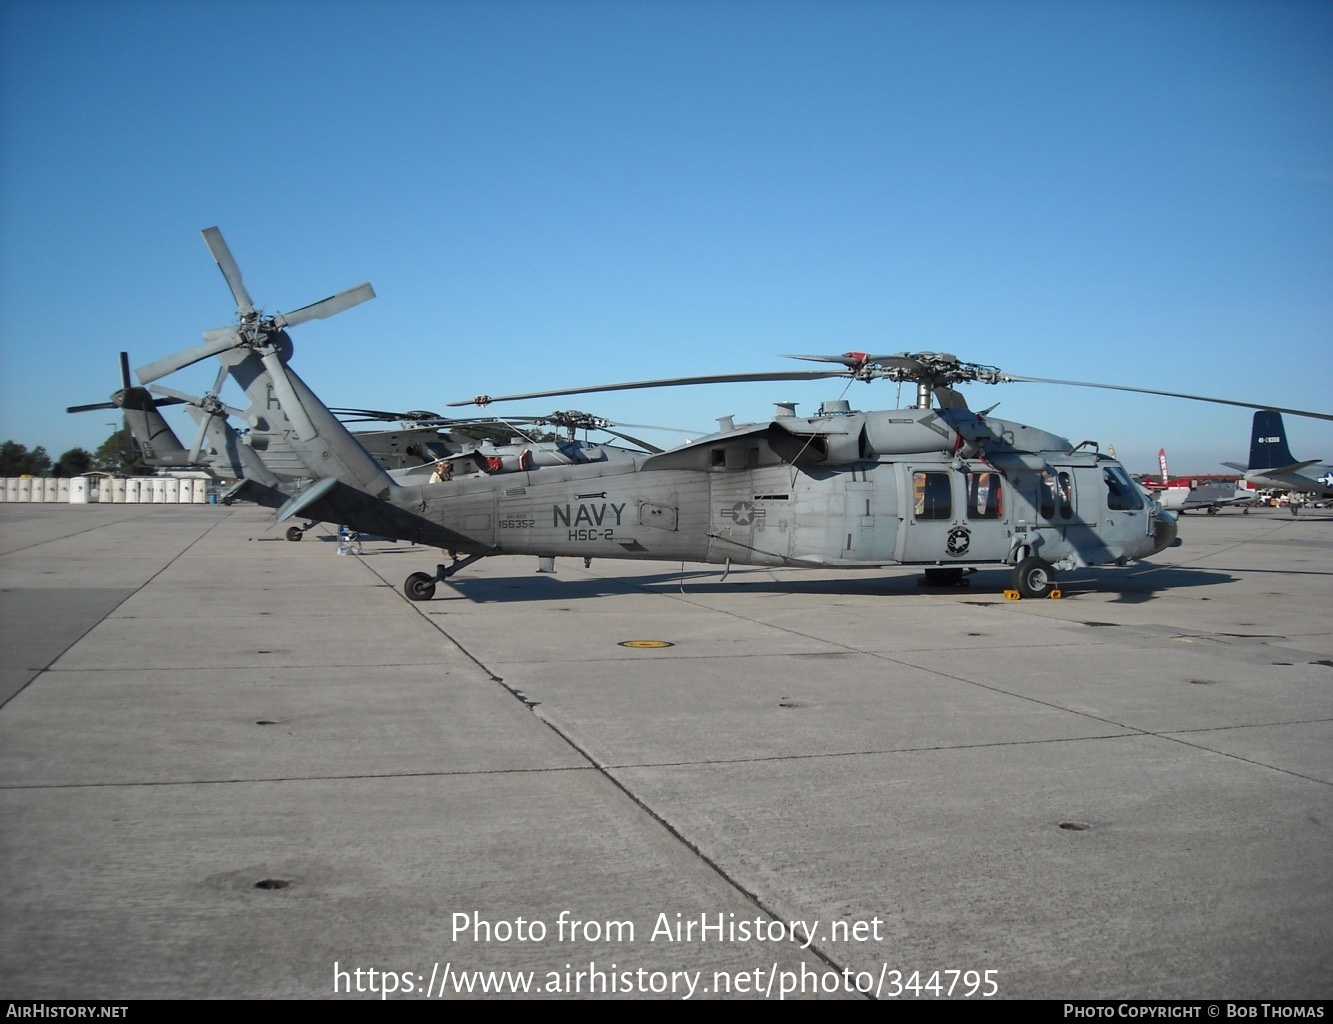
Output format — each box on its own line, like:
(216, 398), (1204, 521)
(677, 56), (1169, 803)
(1151, 509), (1180, 553)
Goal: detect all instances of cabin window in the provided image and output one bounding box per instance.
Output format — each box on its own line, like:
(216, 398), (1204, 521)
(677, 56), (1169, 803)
(967, 472), (1003, 520)
(1104, 466), (1144, 510)
(1038, 471), (1073, 520)
(913, 472), (952, 520)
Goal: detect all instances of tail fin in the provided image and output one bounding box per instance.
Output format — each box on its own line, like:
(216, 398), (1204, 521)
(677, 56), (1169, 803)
(1158, 448), (1168, 485)
(137, 225), (463, 548)
(215, 348), (464, 547)
(119, 391), (193, 467)
(65, 350), (194, 467)
(1248, 410), (1297, 471)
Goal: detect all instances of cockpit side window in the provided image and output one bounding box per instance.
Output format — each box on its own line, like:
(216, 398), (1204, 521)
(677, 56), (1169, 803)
(1104, 465), (1144, 510)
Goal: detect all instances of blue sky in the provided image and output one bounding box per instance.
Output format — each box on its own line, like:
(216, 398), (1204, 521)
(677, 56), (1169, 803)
(2, 0), (1329, 473)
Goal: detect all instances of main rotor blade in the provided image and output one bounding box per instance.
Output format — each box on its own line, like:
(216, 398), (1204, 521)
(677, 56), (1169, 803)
(785, 353), (923, 371)
(596, 426), (664, 453)
(201, 227), (255, 316)
(1001, 375), (1333, 423)
(610, 419), (700, 436)
(328, 406), (442, 424)
(275, 283), (375, 328)
(448, 370), (847, 407)
(260, 350), (318, 440)
(136, 328), (241, 384)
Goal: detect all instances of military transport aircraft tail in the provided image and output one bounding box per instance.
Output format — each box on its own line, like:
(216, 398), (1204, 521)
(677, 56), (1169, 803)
(1221, 410), (1332, 499)
(1222, 410), (1319, 476)
(1245, 410), (1303, 472)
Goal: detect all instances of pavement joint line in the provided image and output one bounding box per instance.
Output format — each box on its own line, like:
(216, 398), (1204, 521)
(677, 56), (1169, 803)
(540, 714), (857, 990)
(556, 576), (1333, 759)
(5, 720), (1329, 792)
(0, 514), (237, 710)
(0, 764), (599, 790)
(382, 558), (869, 989)
(42, 661), (478, 671)
(1145, 734), (1333, 788)
(1125, 517), (1308, 576)
(591, 724), (1333, 784)
(0, 507), (243, 556)
(388, 555), (1332, 784)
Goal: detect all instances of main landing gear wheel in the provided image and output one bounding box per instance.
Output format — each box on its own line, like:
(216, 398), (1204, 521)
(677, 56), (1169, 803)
(1013, 556), (1056, 599)
(404, 572), (437, 601)
(285, 526), (303, 542)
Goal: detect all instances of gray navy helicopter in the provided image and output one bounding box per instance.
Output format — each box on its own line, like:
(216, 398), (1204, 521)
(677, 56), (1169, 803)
(72, 229), (674, 540)
(133, 227), (1332, 601)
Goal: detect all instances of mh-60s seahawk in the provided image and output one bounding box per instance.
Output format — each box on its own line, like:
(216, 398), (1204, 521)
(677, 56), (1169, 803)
(134, 227), (1332, 602)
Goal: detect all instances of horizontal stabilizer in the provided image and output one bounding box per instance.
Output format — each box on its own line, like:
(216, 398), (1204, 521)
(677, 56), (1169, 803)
(1261, 460), (1320, 475)
(276, 477), (340, 524)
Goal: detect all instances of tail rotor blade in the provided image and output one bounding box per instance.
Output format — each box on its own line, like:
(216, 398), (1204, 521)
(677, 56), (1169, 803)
(201, 227), (255, 315)
(119, 351), (132, 389)
(67, 400), (117, 414)
(136, 328), (241, 384)
(275, 283), (375, 328)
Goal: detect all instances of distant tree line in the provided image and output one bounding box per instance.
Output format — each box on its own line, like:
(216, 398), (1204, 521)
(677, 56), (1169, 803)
(0, 431), (151, 477)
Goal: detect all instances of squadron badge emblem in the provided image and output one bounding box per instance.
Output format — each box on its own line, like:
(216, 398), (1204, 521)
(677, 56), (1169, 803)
(947, 526), (971, 557)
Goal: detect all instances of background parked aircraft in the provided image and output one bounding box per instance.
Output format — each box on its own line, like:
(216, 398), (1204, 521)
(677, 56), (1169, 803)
(1223, 411), (1333, 499)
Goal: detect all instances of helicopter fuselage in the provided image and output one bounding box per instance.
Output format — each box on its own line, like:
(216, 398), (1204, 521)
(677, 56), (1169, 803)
(377, 407), (1177, 575)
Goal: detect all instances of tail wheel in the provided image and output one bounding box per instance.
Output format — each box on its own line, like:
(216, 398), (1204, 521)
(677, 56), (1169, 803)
(1013, 556), (1056, 599)
(285, 526), (303, 542)
(404, 572), (437, 601)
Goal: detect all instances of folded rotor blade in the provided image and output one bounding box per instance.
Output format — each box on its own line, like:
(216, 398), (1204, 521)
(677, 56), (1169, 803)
(1001, 375), (1333, 423)
(136, 328), (241, 384)
(448, 370), (846, 407)
(187, 410), (212, 465)
(208, 362), (229, 398)
(201, 227), (254, 316)
(275, 283), (375, 328)
(148, 386), (243, 418)
(260, 349), (317, 440)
